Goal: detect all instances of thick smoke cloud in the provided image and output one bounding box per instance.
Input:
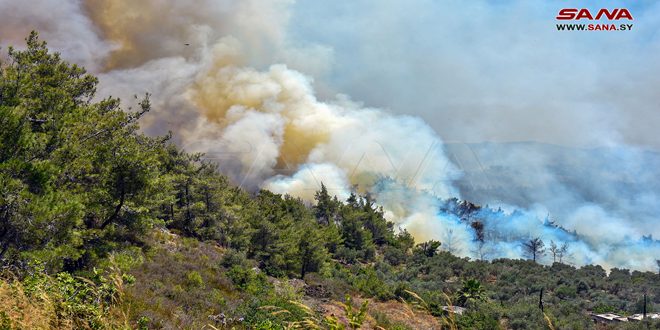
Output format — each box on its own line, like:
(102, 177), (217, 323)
(1, 0), (657, 271)
(289, 0), (660, 147)
(288, 0), (660, 270)
(184, 39), (460, 200)
(0, 0), (111, 71)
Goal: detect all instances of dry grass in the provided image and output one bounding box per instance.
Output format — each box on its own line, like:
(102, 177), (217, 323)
(543, 312), (556, 330)
(120, 232), (234, 329)
(403, 290), (457, 330)
(369, 299), (440, 330)
(0, 261), (130, 330)
(0, 278), (65, 329)
(259, 302), (323, 329)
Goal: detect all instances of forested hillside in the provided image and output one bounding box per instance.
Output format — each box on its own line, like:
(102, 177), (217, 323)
(1, 34), (659, 330)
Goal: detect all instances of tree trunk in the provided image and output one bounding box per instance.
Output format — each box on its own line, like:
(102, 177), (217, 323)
(101, 183), (125, 229)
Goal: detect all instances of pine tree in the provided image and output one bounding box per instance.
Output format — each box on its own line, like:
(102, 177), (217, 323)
(0, 32), (165, 270)
(523, 237), (546, 262)
(314, 183), (338, 225)
(298, 227), (327, 278)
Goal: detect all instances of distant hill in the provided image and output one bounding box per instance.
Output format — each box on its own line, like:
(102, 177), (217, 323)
(445, 141), (660, 225)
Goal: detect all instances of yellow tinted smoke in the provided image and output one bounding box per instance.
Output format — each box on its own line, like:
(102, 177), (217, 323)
(78, 1), (459, 244)
(187, 48), (331, 172)
(83, 0), (224, 70)
(81, 0), (335, 174)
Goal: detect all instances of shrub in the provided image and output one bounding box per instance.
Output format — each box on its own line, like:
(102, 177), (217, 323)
(555, 284), (576, 299)
(220, 249), (250, 268)
(383, 245), (407, 266)
(0, 267), (128, 329)
(335, 246), (360, 264)
(351, 267), (393, 301)
(227, 265), (271, 295)
(456, 301), (503, 330)
(185, 271), (204, 288)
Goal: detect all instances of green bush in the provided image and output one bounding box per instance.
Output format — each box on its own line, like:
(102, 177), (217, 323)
(555, 284), (576, 299)
(351, 267), (393, 301)
(227, 265), (272, 295)
(383, 245), (408, 266)
(185, 271), (204, 288)
(220, 249), (250, 268)
(456, 301), (503, 330)
(2, 265), (128, 329)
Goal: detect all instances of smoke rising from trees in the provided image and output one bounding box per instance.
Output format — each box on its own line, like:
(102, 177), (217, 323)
(2, 0), (658, 271)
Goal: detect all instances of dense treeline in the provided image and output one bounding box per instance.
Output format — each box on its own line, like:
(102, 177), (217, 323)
(1, 34), (659, 329)
(1, 32), (164, 272)
(0, 33), (405, 277)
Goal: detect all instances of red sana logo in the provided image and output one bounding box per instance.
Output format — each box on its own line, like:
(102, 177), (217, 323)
(556, 8), (633, 20)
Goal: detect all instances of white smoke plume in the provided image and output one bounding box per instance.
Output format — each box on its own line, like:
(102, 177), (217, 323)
(1, 0), (657, 271)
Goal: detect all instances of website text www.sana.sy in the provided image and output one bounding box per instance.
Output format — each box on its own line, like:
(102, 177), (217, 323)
(556, 23), (633, 31)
